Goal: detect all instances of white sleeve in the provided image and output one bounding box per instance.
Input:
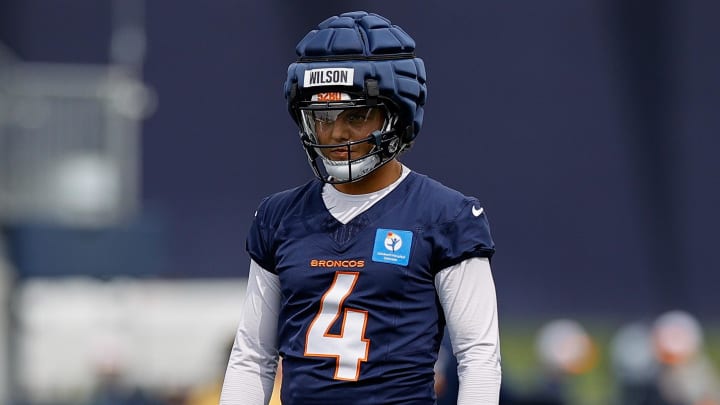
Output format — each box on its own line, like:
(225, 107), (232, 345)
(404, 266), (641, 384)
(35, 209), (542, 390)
(220, 259), (281, 405)
(435, 256), (501, 405)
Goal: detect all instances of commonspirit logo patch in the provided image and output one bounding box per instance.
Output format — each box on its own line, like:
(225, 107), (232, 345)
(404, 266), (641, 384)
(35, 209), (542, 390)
(372, 228), (413, 266)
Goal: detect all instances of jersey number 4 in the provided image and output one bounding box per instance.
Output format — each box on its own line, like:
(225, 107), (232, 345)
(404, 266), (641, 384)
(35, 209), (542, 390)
(304, 271), (370, 381)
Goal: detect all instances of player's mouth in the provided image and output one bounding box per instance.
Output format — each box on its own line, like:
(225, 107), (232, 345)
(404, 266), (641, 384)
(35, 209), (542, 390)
(328, 148), (353, 160)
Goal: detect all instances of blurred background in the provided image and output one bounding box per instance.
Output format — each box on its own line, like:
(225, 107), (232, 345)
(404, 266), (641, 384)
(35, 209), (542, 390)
(1, 1), (719, 404)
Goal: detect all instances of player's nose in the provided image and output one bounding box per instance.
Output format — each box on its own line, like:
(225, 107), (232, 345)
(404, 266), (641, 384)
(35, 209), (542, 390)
(329, 119), (351, 143)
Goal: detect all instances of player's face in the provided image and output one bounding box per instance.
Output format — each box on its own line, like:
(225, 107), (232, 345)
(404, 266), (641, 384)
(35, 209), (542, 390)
(312, 107), (384, 161)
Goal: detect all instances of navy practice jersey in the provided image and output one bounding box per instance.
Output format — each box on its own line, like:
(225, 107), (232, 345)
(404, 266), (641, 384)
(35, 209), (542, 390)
(246, 171), (495, 405)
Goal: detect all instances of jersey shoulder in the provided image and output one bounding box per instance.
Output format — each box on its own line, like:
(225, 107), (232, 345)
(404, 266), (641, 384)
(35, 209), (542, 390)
(408, 171), (487, 226)
(254, 179), (322, 226)
(406, 171), (495, 265)
(247, 179), (323, 271)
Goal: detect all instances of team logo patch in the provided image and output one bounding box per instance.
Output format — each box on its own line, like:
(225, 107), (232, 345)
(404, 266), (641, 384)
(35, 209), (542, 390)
(304, 68), (354, 87)
(372, 229), (413, 266)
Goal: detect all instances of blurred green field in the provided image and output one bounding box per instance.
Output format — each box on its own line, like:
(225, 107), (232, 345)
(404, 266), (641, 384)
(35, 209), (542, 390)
(499, 319), (720, 405)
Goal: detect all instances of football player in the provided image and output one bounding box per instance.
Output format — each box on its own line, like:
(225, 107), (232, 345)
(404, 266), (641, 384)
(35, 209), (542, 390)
(220, 11), (501, 405)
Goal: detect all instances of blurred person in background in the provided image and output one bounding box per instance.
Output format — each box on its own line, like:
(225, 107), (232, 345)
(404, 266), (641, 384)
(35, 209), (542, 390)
(438, 319), (600, 405)
(497, 319), (598, 405)
(437, 319), (600, 405)
(220, 10), (501, 405)
(651, 310), (720, 405)
(610, 311), (720, 405)
(610, 321), (668, 405)
(531, 319), (597, 404)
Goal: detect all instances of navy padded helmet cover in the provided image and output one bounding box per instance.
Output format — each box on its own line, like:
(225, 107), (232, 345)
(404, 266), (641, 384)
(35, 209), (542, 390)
(284, 11), (427, 138)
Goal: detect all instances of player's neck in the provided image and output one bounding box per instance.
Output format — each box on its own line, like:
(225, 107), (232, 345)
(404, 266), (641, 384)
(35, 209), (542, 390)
(333, 160), (402, 195)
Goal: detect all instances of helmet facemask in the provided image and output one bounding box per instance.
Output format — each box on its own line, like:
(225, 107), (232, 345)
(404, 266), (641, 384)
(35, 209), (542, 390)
(297, 92), (403, 184)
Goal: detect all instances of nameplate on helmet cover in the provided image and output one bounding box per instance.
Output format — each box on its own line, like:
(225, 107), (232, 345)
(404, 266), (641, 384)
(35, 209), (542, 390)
(304, 68), (354, 87)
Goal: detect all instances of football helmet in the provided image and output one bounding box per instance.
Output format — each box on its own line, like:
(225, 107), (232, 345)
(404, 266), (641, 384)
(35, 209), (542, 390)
(284, 11), (427, 183)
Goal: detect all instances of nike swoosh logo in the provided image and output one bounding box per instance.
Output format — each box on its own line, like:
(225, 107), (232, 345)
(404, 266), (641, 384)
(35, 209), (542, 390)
(472, 206), (484, 217)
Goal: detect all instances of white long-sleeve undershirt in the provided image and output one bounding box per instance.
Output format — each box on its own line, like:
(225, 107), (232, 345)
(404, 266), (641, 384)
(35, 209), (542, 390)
(436, 257), (502, 404)
(220, 260), (281, 405)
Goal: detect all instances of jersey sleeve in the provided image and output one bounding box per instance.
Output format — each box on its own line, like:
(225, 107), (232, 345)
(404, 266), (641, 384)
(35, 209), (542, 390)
(431, 198), (495, 271)
(245, 197), (277, 273)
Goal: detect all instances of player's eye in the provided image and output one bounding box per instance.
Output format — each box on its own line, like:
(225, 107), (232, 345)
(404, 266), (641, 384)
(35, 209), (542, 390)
(344, 108), (372, 125)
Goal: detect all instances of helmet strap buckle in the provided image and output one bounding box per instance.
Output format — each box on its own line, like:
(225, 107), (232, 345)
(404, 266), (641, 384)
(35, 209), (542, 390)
(370, 130), (383, 147)
(364, 79), (380, 106)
